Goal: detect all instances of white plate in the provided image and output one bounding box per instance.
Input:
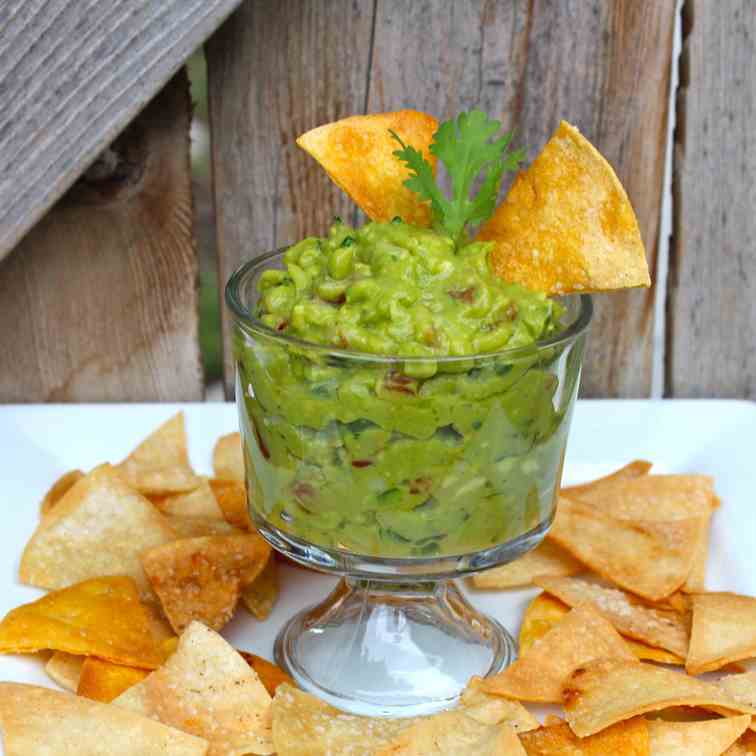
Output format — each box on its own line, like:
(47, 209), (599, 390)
(0, 400), (754, 733)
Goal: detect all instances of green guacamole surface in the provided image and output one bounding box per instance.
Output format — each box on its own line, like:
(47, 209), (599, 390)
(235, 221), (582, 558)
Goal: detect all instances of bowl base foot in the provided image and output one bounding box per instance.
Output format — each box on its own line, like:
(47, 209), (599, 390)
(274, 576), (515, 717)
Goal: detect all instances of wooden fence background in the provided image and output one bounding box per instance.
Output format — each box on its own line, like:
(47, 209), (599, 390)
(0, 0), (753, 402)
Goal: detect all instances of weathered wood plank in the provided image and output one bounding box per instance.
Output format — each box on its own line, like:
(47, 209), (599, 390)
(206, 0), (376, 394)
(0, 0), (243, 261)
(0, 72), (203, 402)
(668, 1), (755, 398)
(367, 0), (675, 397)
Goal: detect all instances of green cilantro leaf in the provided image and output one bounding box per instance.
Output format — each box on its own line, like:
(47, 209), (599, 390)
(390, 110), (525, 246)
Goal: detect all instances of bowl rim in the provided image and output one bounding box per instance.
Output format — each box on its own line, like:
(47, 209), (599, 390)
(225, 248), (593, 364)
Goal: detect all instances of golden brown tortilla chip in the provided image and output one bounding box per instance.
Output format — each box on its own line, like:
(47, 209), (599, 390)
(481, 604), (634, 703)
(117, 412), (200, 495)
(477, 121), (649, 294)
(0, 576), (163, 668)
(458, 678), (539, 732)
(534, 575), (689, 658)
(151, 478), (223, 519)
(519, 592), (684, 665)
(548, 497), (700, 601)
(212, 432), (245, 482)
(687, 593), (756, 675)
(725, 729), (756, 754)
(115, 622), (273, 755)
(45, 651), (84, 692)
(165, 515), (238, 538)
(471, 540), (582, 589)
(241, 554), (279, 620)
(0, 682), (208, 754)
(39, 469), (85, 517)
(208, 478), (253, 530)
(238, 652), (295, 697)
(563, 658), (756, 737)
(519, 717), (649, 755)
(20, 464), (176, 597)
(297, 111), (438, 225)
(141, 533), (271, 633)
(560, 460), (652, 498)
(78, 657), (151, 703)
(647, 715), (750, 756)
(719, 671), (756, 710)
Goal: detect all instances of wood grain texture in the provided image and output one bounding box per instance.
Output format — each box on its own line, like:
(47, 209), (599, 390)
(206, 0), (376, 393)
(367, 0), (675, 397)
(0, 0), (242, 261)
(0, 72), (203, 402)
(668, 1), (755, 398)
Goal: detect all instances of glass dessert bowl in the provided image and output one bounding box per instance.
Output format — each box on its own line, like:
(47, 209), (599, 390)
(226, 250), (592, 717)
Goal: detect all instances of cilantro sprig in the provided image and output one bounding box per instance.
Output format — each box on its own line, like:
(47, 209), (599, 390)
(390, 110), (525, 246)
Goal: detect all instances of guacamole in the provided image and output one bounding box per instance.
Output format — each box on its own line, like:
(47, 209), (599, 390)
(233, 220), (584, 558)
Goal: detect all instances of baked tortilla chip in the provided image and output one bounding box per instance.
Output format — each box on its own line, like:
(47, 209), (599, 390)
(376, 711), (526, 755)
(563, 658), (756, 737)
(141, 533), (271, 633)
(78, 657), (150, 703)
(560, 460), (652, 498)
(477, 120), (649, 294)
(151, 477), (223, 519)
(241, 554), (279, 620)
(212, 432), (245, 482)
(481, 604), (633, 703)
(0, 576), (163, 668)
(647, 716), (750, 756)
(471, 540), (582, 589)
(719, 671), (756, 709)
(548, 497), (700, 601)
(687, 593), (756, 675)
(297, 110), (438, 225)
(45, 651), (83, 692)
(208, 478), (253, 530)
(519, 592), (684, 665)
(39, 469), (84, 516)
(114, 622), (273, 755)
(117, 412), (200, 495)
(20, 464), (176, 597)
(519, 717), (649, 755)
(534, 575), (689, 658)
(0, 683), (208, 755)
(238, 652), (295, 697)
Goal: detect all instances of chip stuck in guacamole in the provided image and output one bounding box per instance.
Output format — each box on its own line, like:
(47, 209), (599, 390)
(230, 109), (647, 558)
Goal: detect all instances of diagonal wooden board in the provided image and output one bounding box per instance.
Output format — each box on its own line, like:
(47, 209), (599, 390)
(0, 0), (243, 261)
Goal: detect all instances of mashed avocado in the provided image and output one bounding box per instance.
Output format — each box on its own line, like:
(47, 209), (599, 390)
(234, 220), (582, 558)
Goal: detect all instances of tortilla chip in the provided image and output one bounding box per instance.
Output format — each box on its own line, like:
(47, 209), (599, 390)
(241, 554), (279, 620)
(534, 575), (689, 657)
(0, 576), (163, 668)
(560, 460), (652, 498)
(481, 604), (634, 703)
(477, 121), (649, 294)
(548, 497), (700, 601)
(519, 717), (649, 755)
(719, 671), (756, 709)
(212, 432), (245, 482)
(271, 684), (416, 756)
(0, 682), (208, 755)
(687, 593), (756, 675)
(519, 592), (684, 665)
(116, 412), (200, 495)
(562, 658), (756, 737)
(45, 651), (83, 691)
(141, 533), (271, 633)
(20, 464), (176, 597)
(376, 710), (526, 755)
(151, 477), (223, 519)
(39, 469), (84, 517)
(565, 474), (717, 593)
(114, 622), (273, 755)
(166, 515), (238, 538)
(238, 652), (295, 697)
(296, 110), (438, 226)
(725, 730), (756, 754)
(647, 716), (750, 756)
(78, 657), (150, 703)
(459, 678), (539, 732)
(471, 540), (582, 589)
(208, 478), (253, 530)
